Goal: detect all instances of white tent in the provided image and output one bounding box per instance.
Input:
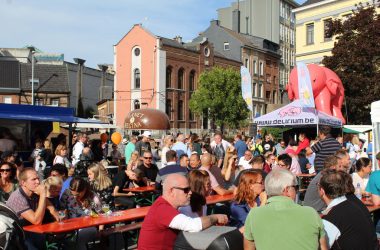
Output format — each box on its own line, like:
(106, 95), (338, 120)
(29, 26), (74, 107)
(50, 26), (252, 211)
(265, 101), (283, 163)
(254, 100), (342, 128)
(371, 100), (380, 170)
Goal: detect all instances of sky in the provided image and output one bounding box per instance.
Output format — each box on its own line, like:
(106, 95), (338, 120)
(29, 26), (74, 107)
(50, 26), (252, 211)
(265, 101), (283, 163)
(1, 0), (305, 68)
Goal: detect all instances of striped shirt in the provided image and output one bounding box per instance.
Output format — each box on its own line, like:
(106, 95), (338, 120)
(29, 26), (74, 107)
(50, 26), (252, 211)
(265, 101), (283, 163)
(311, 136), (341, 172)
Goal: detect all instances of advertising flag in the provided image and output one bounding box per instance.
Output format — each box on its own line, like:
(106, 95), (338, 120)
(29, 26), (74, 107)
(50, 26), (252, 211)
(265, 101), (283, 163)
(241, 66), (253, 113)
(297, 62), (315, 108)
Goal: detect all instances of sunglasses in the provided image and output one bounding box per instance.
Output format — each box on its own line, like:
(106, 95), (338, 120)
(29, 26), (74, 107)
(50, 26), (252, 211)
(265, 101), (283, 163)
(0, 169), (11, 172)
(172, 186), (191, 194)
(144, 157), (153, 160)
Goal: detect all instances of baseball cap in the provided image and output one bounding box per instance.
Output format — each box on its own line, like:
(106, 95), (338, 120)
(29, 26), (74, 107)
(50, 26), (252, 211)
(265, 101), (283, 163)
(142, 131), (152, 137)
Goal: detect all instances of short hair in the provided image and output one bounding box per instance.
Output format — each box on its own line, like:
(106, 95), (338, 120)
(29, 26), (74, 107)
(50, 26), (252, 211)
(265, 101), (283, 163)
(235, 134), (242, 140)
(334, 149), (348, 159)
(319, 125), (331, 135)
(265, 169), (296, 197)
(166, 150), (177, 162)
(19, 168), (36, 182)
(319, 169), (347, 199)
(214, 131), (223, 138)
(55, 144), (67, 156)
(50, 163), (68, 177)
(179, 154), (189, 161)
(249, 156), (264, 166)
(190, 153), (200, 161)
(278, 154), (292, 167)
(264, 151), (273, 160)
(323, 155), (338, 169)
(43, 176), (63, 189)
(143, 151), (152, 156)
(356, 157), (371, 172)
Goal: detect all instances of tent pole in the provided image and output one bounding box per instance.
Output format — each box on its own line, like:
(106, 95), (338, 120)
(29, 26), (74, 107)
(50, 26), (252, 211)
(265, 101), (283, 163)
(69, 123), (73, 157)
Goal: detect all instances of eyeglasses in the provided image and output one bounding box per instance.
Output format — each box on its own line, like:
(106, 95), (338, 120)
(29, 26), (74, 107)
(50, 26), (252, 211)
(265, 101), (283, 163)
(144, 157), (153, 160)
(172, 186), (191, 194)
(0, 169), (11, 172)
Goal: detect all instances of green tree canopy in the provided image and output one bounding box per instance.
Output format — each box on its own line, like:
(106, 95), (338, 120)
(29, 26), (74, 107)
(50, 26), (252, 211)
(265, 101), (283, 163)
(322, 1), (380, 124)
(189, 66), (249, 131)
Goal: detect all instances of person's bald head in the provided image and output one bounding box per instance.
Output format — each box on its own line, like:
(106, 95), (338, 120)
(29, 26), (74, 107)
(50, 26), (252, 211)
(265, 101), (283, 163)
(162, 174), (191, 208)
(201, 153), (212, 168)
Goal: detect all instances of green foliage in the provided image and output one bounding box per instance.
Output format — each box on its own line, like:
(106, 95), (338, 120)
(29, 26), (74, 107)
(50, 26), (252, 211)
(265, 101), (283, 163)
(322, 1), (380, 124)
(261, 127), (289, 140)
(189, 67), (250, 131)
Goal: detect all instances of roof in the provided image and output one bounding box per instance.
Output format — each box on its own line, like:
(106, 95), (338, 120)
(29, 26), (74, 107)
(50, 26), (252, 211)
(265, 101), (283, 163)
(0, 104), (105, 123)
(301, 0), (324, 7)
(20, 63), (69, 93)
(0, 61), (20, 92)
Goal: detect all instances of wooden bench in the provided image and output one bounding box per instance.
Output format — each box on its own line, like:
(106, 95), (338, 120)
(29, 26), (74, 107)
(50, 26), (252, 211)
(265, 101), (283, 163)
(97, 222), (143, 249)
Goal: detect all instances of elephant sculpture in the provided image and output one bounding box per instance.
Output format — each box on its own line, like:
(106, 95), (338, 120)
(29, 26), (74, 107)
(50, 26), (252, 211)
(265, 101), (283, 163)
(286, 64), (346, 124)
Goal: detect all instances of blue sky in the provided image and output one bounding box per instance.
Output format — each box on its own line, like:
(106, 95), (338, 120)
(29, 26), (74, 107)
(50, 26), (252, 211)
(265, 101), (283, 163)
(1, 0), (305, 68)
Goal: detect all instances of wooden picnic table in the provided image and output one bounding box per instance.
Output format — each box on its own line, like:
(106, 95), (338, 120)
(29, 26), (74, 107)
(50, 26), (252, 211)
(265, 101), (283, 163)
(23, 206), (150, 234)
(206, 193), (234, 205)
(123, 185), (155, 193)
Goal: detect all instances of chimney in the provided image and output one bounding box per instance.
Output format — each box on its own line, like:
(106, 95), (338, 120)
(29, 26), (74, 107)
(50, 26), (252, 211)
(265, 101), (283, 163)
(232, 9), (241, 33)
(174, 36), (182, 44)
(210, 19), (220, 26)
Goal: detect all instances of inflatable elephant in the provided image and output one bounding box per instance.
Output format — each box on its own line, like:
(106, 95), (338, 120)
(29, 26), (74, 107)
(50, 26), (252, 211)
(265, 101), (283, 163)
(286, 64), (346, 124)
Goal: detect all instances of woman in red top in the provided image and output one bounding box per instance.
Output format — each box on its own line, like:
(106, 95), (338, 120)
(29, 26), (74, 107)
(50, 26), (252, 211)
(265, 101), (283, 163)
(295, 133), (310, 155)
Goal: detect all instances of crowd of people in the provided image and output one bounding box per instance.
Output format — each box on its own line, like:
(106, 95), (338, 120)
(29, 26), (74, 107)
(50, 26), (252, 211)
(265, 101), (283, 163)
(0, 126), (379, 249)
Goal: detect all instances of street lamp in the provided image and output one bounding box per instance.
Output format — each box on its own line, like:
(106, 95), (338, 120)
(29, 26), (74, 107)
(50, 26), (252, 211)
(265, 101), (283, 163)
(28, 46), (36, 105)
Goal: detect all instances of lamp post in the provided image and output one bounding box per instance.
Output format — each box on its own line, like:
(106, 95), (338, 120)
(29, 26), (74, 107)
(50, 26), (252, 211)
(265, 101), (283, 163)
(28, 46), (36, 105)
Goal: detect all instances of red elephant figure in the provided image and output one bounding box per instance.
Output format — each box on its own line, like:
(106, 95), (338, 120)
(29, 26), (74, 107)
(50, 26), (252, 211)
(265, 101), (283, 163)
(286, 64), (346, 124)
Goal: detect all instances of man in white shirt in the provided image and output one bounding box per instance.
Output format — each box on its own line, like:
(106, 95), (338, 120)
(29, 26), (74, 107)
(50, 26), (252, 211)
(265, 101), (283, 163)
(72, 132), (88, 166)
(238, 150), (253, 170)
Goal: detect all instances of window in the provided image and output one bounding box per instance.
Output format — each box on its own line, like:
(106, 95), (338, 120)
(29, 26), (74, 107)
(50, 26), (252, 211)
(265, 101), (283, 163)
(224, 42), (230, 50)
(35, 98), (44, 106)
(189, 110), (195, 121)
(178, 68), (184, 89)
(244, 58), (249, 69)
(3, 96), (11, 104)
(306, 23), (314, 45)
(259, 62), (264, 76)
(324, 19), (333, 41)
(253, 82), (257, 97)
(178, 100), (184, 120)
(166, 66), (172, 88)
(266, 91), (271, 101)
(51, 98), (59, 106)
(29, 78), (39, 86)
(134, 68), (140, 89)
(134, 100), (140, 110)
(258, 83), (263, 98)
(166, 99), (173, 120)
(189, 70), (195, 91)
(134, 48), (141, 56)
(253, 60), (258, 75)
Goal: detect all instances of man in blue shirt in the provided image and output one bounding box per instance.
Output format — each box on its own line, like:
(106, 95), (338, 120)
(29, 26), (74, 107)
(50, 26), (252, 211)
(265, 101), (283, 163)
(234, 134), (247, 159)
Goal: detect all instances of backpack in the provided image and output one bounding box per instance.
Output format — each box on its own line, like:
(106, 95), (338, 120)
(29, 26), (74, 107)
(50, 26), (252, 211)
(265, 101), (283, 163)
(0, 202), (26, 250)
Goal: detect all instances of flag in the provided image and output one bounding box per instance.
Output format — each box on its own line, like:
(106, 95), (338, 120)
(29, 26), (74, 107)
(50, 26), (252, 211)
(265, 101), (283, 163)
(241, 66), (253, 112)
(297, 62), (315, 108)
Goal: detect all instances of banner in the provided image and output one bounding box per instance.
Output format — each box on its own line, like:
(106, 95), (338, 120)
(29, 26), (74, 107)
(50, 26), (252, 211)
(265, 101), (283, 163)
(297, 62), (315, 108)
(240, 66), (253, 113)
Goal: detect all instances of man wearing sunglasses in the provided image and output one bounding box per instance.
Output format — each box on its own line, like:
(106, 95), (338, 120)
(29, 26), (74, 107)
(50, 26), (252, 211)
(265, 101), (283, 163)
(244, 169), (327, 250)
(138, 174), (228, 250)
(137, 151), (158, 184)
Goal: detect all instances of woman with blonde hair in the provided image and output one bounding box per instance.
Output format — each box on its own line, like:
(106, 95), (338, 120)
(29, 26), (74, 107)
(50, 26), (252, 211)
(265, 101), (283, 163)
(87, 162), (114, 208)
(230, 171), (266, 230)
(42, 176), (62, 223)
(127, 151), (141, 172)
(161, 135), (174, 167)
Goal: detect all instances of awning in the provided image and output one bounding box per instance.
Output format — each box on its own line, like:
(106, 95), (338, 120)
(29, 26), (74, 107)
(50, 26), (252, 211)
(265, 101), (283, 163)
(343, 127), (361, 134)
(61, 122), (118, 129)
(254, 100), (342, 128)
(0, 104), (104, 124)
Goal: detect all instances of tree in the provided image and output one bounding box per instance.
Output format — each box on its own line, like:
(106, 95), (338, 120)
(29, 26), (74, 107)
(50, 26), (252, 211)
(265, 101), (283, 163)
(189, 66), (250, 131)
(322, 1), (380, 124)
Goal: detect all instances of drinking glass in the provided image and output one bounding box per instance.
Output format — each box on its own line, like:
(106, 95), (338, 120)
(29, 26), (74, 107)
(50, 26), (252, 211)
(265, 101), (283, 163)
(58, 210), (66, 223)
(102, 204), (111, 215)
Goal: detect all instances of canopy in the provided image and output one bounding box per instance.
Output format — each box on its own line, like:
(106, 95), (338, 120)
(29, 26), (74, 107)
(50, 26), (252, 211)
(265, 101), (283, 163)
(0, 103), (103, 124)
(343, 127), (361, 134)
(61, 122), (118, 129)
(254, 100), (342, 128)
(124, 108), (170, 130)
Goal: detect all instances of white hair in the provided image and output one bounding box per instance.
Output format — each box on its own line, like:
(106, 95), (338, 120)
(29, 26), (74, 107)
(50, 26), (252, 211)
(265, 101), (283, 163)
(265, 169), (296, 197)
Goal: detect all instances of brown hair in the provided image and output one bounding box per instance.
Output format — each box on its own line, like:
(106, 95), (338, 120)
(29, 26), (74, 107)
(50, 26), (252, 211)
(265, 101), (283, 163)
(188, 170), (210, 215)
(319, 169), (347, 199)
(323, 155), (338, 169)
(19, 168), (36, 182)
(55, 144), (67, 156)
(234, 171), (262, 207)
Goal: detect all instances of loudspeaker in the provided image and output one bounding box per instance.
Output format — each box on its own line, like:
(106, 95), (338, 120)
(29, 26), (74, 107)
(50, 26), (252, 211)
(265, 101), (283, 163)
(174, 226), (243, 250)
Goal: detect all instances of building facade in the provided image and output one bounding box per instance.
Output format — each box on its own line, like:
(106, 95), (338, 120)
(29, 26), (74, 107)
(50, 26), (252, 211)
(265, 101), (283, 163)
(0, 47), (114, 119)
(218, 0), (298, 99)
(114, 24), (241, 132)
(194, 20), (281, 117)
(294, 0), (374, 64)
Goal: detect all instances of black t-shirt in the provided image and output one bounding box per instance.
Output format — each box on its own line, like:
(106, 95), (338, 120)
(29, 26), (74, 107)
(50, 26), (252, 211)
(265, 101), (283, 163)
(262, 140), (275, 154)
(137, 163), (158, 182)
